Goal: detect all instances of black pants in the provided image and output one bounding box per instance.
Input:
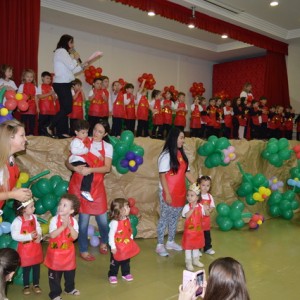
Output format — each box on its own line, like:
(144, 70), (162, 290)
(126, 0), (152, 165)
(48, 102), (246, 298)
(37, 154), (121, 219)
(152, 125), (164, 139)
(125, 119), (135, 133)
(39, 114), (54, 136)
(206, 126), (217, 138)
(163, 124), (171, 138)
(48, 269), (76, 299)
(136, 120), (149, 137)
(223, 126), (231, 139)
(23, 264), (40, 286)
(21, 114), (36, 135)
(52, 82), (73, 136)
(71, 161), (93, 192)
(108, 253), (130, 277)
(203, 230), (212, 252)
(232, 118), (239, 139)
(261, 123), (268, 139)
(285, 130), (293, 140)
(251, 125), (261, 139)
(199, 125), (206, 139)
(111, 117), (123, 137)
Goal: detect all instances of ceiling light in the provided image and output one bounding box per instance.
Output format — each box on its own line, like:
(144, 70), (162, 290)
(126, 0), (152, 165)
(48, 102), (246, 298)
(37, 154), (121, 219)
(148, 11), (155, 16)
(270, 1), (279, 6)
(188, 6), (196, 29)
(221, 34), (228, 39)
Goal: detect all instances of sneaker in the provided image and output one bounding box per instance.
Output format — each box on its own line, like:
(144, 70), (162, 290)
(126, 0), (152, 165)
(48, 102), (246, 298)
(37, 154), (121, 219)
(81, 191), (94, 202)
(122, 274), (134, 281)
(156, 244), (169, 256)
(32, 285), (42, 294)
(205, 248), (215, 255)
(109, 276), (118, 284)
(199, 251), (203, 257)
(166, 241), (182, 251)
(52, 297), (62, 300)
(23, 286), (31, 295)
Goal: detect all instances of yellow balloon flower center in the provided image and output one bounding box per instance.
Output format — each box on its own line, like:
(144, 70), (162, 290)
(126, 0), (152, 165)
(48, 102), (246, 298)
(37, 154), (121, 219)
(15, 93), (23, 100)
(272, 179), (278, 184)
(295, 178), (299, 181)
(129, 160), (136, 167)
(229, 153), (234, 158)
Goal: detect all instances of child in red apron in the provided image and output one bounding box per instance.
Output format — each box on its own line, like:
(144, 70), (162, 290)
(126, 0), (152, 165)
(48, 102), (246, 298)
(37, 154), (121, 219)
(197, 175), (216, 255)
(150, 89), (163, 139)
(136, 79), (150, 137)
(162, 90), (174, 138)
(124, 83), (136, 133)
(11, 199), (43, 295)
(190, 95), (201, 138)
(182, 182), (205, 271)
(37, 71), (57, 136)
(284, 106), (295, 140)
(18, 69), (38, 135)
(108, 198), (140, 284)
(111, 81), (125, 137)
(223, 99), (233, 139)
(44, 194), (80, 300)
(174, 92), (188, 132)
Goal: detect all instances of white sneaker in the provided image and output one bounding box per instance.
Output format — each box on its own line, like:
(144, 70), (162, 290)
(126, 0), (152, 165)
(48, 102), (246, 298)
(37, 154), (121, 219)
(81, 191), (94, 202)
(199, 251), (202, 257)
(205, 248), (215, 255)
(165, 241), (182, 251)
(156, 244), (169, 257)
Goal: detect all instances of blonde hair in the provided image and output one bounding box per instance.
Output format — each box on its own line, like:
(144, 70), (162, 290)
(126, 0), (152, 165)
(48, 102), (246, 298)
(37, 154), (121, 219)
(0, 120), (24, 191)
(21, 68), (36, 85)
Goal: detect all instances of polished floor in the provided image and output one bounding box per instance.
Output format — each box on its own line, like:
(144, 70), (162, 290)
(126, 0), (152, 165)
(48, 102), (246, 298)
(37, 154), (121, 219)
(7, 215), (300, 300)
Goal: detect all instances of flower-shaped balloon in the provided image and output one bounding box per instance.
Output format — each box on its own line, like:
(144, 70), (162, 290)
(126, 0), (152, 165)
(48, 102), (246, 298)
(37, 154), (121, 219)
(268, 176), (284, 191)
(121, 151), (143, 173)
(223, 146), (236, 164)
(287, 178), (300, 189)
(189, 82), (205, 97)
(249, 213), (264, 229)
(163, 85), (179, 100)
(84, 65), (103, 85)
(138, 73), (156, 90)
(252, 186), (271, 202)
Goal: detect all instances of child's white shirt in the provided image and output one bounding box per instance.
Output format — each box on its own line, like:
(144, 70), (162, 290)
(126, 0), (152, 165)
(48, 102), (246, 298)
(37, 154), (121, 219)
(0, 79), (17, 90)
(49, 215), (79, 233)
(69, 138), (89, 163)
(201, 193), (216, 208)
(182, 203), (205, 218)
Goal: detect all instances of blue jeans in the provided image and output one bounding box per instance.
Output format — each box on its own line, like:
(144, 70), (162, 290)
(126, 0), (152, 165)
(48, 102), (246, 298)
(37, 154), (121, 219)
(78, 213), (109, 253)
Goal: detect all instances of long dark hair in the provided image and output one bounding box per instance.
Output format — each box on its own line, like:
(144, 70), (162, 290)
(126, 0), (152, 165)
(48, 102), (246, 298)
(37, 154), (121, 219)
(55, 34), (73, 51)
(204, 257), (250, 300)
(161, 127), (188, 174)
(94, 119), (110, 143)
(0, 248), (20, 300)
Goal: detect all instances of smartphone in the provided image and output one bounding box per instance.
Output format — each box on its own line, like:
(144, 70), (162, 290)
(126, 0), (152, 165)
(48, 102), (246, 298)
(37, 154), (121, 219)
(182, 270), (205, 297)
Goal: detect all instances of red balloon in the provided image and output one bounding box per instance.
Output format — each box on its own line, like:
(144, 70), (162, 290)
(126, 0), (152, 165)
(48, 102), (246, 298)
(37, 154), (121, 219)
(249, 220), (258, 229)
(5, 99), (17, 110)
(5, 90), (16, 100)
(18, 101), (29, 111)
(293, 145), (300, 153)
(130, 206), (139, 215)
(128, 198), (136, 207)
(90, 66), (95, 71)
(296, 152), (300, 159)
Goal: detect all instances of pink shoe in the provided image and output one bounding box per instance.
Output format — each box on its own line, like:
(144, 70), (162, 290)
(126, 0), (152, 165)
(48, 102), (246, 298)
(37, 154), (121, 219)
(122, 274), (133, 281)
(109, 276), (118, 284)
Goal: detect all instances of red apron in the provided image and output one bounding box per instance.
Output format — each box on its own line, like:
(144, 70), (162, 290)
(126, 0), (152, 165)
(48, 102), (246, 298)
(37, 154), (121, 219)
(136, 95), (149, 121)
(206, 106), (217, 127)
(214, 107), (222, 129)
(113, 92), (125, 118)
(21, 83), (37, 115)
(201, 194), (212, 231)
(113, 218), (140, 261)
(251, 108), (261, 126)
(88, 89), (108, 117)
(200, 105), (209, 124)
(174, 102), (186, 127)
(162, 99), (173, 125)
(162, 151), (187, 207)
(182, 204), (205, 250)
(224, 107), (233, 128)
(190, 105), (201, 129)
(17, 216), (43, 267)
(69, 92), (84, 119)
(44, 216), (76, 271)
(0, 162), (20, 209)
(152, 99), (163, 125)
(125, 93), (135, 120)
(68, 140), (108, 215)
(39, 84), (56, 115)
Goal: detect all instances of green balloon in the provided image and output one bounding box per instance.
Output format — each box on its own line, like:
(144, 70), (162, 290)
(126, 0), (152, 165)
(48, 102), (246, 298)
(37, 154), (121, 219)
(245, 194), (256, 205)
(269, 154), (280, 166)
(36, 178), (52, 195)
(202, 142), (215, 156)
(229, 207), (241, 221)
(216, 203), (230, 216)
(129, 214), (139, 227)
(291, 200), (300, 210)
(231, 200), (245, 211)
(290, 167), (300, 179)
(253, 174), (266, 187)
(278, 149), (291, 161)
(243, 173), (253, 183)
(268, 191), (282, 206)
(261, 150), (271, 160)
(273, 159), (283, 168)
(8, 239), (18, 250)
(269, 205), (280, 217)
(5, 199), (14, 208)
(217, 217), (233, 231)
(116, 159), (129, 174)
(204, 157), (214, 169)
(210, 153), (222, 167)
(269, 138), (278, 144)
(132, 226), (137, 238)
(207, 135), (218, 146)
(0, 234), (13, 249)
(283, 190), (296, 202)
(281, 209), (293, 220)
(2, 206), (15, 223)
(131, 144), (144, 156)
(31, 183), (44, 198)
(278, 138), (289, 150)
(234, 219), (245, 229)
(120, 130), (134, 146)
(34, 200), (47, 215)
(54, 180), (69, 197)
(41, 193), (56, 211)
(267, 142), (279, 154)
(50, 206), (58, 216)
(116, 141), (130, 157)
(216, 137), (230, 150)
(49, 175), (63, 190)
(279, 200), (291, 212)
(108, 135), (119, 147)
(237, 182), (253, 197)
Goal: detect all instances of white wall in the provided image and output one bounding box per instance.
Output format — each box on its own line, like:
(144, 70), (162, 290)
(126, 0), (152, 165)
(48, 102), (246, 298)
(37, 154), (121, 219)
(39, 22), (213, 109)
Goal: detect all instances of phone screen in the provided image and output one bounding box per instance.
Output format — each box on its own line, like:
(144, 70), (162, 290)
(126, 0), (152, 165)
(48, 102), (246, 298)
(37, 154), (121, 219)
(195, 272), (204, 296)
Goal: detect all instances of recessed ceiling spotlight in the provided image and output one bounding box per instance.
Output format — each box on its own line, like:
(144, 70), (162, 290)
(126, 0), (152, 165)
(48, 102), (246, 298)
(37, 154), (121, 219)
(148, 11), (155, 16)
(188, 23), (195, 29)
(270, 1), (279, 6)
(221, 34), (228, 39)
(188, 6), (196, 29)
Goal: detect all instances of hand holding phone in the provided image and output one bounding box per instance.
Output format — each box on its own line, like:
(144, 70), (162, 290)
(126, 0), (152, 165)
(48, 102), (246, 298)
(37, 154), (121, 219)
(182, 270), (206, 297)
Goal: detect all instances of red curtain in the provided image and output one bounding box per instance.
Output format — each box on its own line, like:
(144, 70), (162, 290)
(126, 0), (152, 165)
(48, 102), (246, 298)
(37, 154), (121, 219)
(114, 0), (288, 55)
(264, 51), (290, 107)
(0, 0), (40, 86)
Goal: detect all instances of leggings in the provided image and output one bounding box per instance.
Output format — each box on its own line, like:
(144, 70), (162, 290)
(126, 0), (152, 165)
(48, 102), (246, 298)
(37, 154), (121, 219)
(157, 190), (182, 244)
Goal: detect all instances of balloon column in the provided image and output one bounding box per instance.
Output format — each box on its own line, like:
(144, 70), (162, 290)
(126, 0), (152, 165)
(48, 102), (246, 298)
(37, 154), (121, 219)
(214, 90), (229, 100)
(128, 198), (139, 216)
(197, 136), (236, 168)
(109, 131), (145, 174)
(118, 78), (128, 93)
(236, 163), (271, 205)
(261, 138), (292, 167)
(189, 82), (205, 98)
(138, 73), (156, 90)
(216, 200), (252, 231)
(128, 198), (139, 238)
(163, 85), (179, 100)
(249, 213), (264, 229)
(267, 190), (299, 220)
(84, 65), (103, 85)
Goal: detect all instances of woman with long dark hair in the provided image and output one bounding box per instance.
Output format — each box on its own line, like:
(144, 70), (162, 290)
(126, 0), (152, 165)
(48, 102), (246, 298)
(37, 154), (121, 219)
(156, 127), (195, 256)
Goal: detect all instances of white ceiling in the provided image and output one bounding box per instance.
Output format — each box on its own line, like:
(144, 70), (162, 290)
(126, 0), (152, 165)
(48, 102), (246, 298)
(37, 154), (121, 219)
(40, 0), (300, 62)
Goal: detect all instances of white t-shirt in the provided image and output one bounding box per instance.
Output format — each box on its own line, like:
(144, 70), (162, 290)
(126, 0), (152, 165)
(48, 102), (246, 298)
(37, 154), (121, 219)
(69, 138), (89, 163)
(90, 140), (113, 159)
(0, 79), (17, 90)
(182, 203), (205, 218)
(201, 193), (215, 208)
(49, 215), (79, 233)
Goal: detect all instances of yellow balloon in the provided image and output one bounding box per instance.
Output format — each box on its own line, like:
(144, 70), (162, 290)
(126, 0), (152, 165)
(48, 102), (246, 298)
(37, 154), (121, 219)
(18, 172), (29, 184)
(253, 192), (262, 201)
(40, 223), (49, 235)
(265, 189), (271, 196)
(257, 220), (263, 225)
(15, 181), (22, 188)
(272, 178), (278, 184)
(0, 216), (2, 223)
(0, 108), (8, 116)
(15, 93), (23, 100)
(258, 187), (266, 194)
(129, 160), (136, 167)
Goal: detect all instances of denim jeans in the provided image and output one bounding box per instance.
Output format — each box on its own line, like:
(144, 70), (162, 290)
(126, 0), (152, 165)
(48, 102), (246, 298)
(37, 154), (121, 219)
(78, 213), (109, 253)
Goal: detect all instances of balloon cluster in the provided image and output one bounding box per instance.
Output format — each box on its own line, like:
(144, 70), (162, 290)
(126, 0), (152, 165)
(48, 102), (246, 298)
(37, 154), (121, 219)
(109, 131), (145, 174)
(197, 136), (235, 168)
(236, 163), (270, 205)
(129, 214), (139, 238)
(128, 198), (139, 215)
(249, 213), (264, 229)
(163, 85), (179, 100)
(87, 225), (100, 247)
(292, 145), (300, 159)
(261, 138), (292, 167)
(84, 65), (103, 85)
(118, 78), (128, 93)
(0, 218), (11, 236)
(138, 73), (156, 90)
(214, 90), (229, 100)
(216, 200), (252, 231)
(189, 82), (205, 98)
(268, 190), (299, 220)
(289, 161), (300, 193)
(32, 175), (69, 216)
(4, 90), (29, 111)
(268, 176), (284, 191)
